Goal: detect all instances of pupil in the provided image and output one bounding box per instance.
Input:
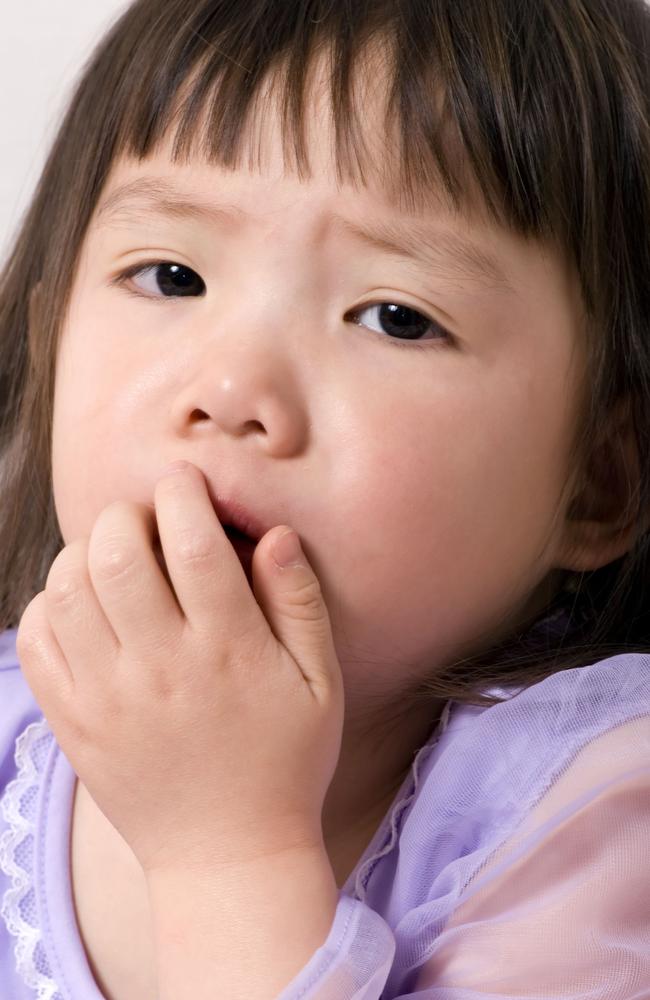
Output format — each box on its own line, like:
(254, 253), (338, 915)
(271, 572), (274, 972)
(157, 264), (203, 297)
(379, 303), (429, 340)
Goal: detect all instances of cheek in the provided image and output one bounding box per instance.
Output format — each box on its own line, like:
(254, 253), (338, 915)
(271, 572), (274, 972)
(340, 373), (565, 554)
(320, 372), (571, 668)
(51, 403), (103, 546)
(50, 330), (128, 544)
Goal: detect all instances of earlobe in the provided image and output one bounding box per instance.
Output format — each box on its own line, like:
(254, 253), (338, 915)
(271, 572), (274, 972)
(558, 519), (638, 574)
(557, 397), (644, 573)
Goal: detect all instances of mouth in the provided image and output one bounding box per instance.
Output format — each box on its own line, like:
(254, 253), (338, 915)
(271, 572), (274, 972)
(221, 523), (257, 584)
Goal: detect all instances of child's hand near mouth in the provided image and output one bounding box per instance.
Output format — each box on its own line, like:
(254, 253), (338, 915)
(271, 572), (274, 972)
(15, 460), (345, 878)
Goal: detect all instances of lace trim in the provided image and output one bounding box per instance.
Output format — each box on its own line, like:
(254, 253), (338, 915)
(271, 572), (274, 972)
(0, 715), (65, 1000)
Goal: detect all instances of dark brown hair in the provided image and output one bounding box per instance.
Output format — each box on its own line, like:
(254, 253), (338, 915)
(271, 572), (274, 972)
(1, 0), (649, 708)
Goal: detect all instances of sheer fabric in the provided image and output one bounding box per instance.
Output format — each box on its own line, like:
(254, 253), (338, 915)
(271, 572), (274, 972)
(0, 625), (648, 999)
(278, 653), (650, 998)
(410, 716), (650, 998)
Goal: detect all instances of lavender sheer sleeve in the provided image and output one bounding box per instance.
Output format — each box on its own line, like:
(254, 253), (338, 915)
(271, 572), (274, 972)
(412, 715), (650, 996)
(277, 653), (650, 999)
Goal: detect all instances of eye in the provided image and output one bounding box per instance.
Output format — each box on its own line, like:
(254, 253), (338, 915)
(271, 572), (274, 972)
(113, 264), (454, 349)
(114, 261), (206, 299)
(347, 302), (453, 348)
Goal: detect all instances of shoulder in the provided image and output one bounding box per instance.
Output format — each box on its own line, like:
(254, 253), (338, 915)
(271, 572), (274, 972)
(402, 651), (650, 874)
(0, 628), (46, 782)
(375, 654), (650, 993)
(442, 649), (650, 779)
(466, 648), (650, 825)
(404, 655), (650, 993)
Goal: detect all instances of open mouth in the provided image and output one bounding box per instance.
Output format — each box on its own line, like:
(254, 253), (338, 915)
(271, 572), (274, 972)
(222, 524), (257, 583)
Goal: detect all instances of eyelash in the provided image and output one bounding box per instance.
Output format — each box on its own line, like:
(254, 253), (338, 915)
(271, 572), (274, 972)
(111, 260), (455, 352)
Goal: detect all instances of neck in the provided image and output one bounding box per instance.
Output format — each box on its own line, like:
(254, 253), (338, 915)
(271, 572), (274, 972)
(320, 693), (446, 876)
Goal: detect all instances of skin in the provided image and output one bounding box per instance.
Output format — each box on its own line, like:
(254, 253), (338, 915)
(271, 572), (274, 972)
(47, 64), (615, 874)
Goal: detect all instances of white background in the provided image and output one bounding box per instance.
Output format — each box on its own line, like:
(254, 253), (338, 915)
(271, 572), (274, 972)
(0, 0), (131, 267)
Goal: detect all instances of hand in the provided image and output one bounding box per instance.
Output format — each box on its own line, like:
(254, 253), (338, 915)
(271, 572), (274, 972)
(15, 462), (345, 875)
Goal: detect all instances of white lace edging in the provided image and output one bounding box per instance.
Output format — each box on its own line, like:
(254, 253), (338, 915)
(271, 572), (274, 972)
(0, 715), (64, 999)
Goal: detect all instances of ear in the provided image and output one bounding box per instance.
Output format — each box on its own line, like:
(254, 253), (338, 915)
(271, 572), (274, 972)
(555, 396), (644, 573)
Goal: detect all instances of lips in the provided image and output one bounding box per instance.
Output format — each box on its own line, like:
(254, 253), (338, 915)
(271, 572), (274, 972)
(153, 467), (273, 586)
(206, 493), (268, 544)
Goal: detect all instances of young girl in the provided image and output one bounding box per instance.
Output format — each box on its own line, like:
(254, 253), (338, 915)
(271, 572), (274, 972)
(0, 0), (649, 996)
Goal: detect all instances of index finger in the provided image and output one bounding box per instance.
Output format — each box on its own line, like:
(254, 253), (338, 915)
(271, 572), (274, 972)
(153, 464), (269, 642)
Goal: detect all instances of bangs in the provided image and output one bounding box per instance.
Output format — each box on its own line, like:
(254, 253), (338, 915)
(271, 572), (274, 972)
(107, 0), (570, 234)
(2, 0), (650, 678)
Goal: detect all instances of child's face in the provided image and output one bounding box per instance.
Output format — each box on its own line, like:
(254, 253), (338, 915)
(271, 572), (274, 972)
(51, 95), (585, 721)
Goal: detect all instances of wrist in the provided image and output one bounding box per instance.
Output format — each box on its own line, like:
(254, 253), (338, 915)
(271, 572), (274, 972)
(145, 845), (340, 1000)
(143, 831), (330, 885)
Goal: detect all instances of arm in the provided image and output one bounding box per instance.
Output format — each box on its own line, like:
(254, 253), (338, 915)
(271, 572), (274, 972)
(146, 844), (339, 1000)
(147, 745), (650, 1000)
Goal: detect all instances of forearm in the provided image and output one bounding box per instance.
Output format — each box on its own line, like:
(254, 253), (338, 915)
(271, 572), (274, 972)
(146, 846), (340, 1000)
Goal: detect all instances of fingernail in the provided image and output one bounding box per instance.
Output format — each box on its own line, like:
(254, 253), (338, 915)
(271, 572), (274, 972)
(273, 529), (304, 568)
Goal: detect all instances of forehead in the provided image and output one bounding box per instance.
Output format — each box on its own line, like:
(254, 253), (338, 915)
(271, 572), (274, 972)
(96, 142), (524, 303)
(86, 123), (588, 410)
(92, 41), (578, 312)
(116, 38), (480, 219)
(95, 50), (514, 292)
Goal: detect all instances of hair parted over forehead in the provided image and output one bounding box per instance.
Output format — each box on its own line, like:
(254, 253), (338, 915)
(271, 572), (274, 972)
(0, 0), (649, 707)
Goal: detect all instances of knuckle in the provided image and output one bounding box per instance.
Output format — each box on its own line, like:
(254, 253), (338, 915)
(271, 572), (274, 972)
(64, 713), (88, 745)
(91, 536), (140, 581)
(289, 578), (324, 622)
(89, 501), (152, 581)
(47, 573), (82, 606)
(46, 552), (85, 606)
(174, 529), (218, 564)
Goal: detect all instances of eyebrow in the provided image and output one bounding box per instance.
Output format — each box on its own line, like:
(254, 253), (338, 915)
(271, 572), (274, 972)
(95, 177), (514, 293)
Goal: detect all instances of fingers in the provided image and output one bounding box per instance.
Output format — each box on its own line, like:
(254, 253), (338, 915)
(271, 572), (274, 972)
(16, 590), (76, 718)
(23, 465), (269, 697)
(86, 500), (185, 655)
(153, 464), (266, 640)
(43, 537), (121, 681)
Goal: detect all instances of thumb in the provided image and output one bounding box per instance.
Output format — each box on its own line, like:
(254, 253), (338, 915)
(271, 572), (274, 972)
(253, 527), (340, 696)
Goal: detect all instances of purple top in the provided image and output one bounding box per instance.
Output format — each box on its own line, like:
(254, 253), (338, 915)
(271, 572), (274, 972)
(0, 624), (649, 998)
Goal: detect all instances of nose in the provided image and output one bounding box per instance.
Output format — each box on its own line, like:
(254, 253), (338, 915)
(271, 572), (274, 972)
(168, 312), (311, 458)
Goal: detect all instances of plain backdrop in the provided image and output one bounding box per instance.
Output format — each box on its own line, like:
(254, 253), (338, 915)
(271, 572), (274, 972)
(0, 0), (132, 267)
